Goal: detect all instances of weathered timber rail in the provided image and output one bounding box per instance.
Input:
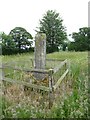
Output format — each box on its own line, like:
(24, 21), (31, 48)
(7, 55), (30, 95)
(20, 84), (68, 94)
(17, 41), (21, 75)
(2, 77), (50, 92)
(1, 59), (70, 108)
(53, 69), (69, 91)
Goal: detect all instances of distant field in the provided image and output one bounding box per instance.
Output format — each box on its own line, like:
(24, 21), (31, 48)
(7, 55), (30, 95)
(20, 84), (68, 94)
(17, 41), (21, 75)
(2, 51), (88, 62)
(1, 51), (89, 118)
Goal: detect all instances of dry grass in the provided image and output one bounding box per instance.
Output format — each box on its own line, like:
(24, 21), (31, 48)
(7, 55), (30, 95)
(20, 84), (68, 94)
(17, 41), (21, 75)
(1, 51), (89, 118)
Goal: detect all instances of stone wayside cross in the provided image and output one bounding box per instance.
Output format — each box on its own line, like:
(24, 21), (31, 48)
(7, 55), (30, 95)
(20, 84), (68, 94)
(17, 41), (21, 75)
(34, 33), (46, 79)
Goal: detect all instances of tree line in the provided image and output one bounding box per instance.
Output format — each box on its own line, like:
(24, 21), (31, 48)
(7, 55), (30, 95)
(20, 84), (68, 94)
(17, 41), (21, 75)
(0, 27), (33, 55)
(68, 27), (90, 51)
(0, 10), (90, 55)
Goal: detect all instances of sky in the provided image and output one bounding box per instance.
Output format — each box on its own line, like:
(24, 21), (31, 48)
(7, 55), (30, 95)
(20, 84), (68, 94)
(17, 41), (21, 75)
(0, 0), (89, 40)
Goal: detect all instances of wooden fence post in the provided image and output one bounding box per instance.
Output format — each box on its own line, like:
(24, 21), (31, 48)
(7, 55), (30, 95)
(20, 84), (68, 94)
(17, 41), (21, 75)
(48, 69), (54, 108)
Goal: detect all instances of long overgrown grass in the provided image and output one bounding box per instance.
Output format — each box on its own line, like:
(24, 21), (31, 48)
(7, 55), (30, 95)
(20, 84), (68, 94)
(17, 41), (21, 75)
(0, 51), (89, 118)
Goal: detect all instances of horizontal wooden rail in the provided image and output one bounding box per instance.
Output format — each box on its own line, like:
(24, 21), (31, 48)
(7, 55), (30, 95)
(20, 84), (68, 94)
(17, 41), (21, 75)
(0, 66), (49, 74)
(53, 59), (67, 73)
(3, 59), (34, 64)
(2, 77), (50, 92)
(29, 58), (65, 61)
(53, 69), (69, 91)
(2, 58), (64, 64)
(46, 58), (65, 61)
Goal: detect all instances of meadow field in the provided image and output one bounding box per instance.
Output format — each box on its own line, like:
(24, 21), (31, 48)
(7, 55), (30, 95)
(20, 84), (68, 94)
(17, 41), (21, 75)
(0, 51), (89, 118)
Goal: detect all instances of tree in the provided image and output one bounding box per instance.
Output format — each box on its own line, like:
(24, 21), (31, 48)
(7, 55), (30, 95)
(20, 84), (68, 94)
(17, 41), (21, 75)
(9, 27), (33, 52)
(69, 27), (90, 51)
(36, 10), (67, 53)
(62, 41), (68, 51)
(68, 42), (75, 51)
(0, 32), (16, 55)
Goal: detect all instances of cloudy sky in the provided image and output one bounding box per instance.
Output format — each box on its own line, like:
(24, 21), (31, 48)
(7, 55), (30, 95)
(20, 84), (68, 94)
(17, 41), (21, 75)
(0, 0), (89, 40)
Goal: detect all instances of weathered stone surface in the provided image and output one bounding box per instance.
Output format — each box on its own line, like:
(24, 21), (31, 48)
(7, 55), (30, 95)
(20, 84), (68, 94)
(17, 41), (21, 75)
(34, 33), (46, 69)
(34, 33), (46, 80)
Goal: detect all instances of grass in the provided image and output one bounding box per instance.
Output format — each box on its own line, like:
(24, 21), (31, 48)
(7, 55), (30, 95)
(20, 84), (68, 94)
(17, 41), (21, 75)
(0, 51), (89, 118)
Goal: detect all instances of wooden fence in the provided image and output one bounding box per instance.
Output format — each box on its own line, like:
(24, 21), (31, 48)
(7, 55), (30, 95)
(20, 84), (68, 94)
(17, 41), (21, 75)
(0, 59), (69, 108)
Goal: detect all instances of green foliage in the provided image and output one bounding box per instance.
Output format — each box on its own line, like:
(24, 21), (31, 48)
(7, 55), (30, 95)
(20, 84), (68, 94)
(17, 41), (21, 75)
(9, 27), (33, 52)
(0, 32), (16, 55)
(37, 10), (67, 53)
(1, 51), (89, 118)
(0, 27), (33, 55)
(68, 27), (90, 51)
